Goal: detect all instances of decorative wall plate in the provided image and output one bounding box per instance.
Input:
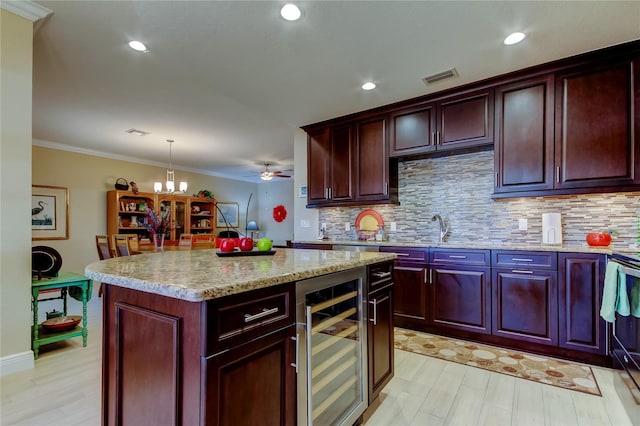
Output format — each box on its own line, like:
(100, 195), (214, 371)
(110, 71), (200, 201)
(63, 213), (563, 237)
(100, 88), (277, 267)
(355, 209), (384, 231)
(32, 246), (63, 279)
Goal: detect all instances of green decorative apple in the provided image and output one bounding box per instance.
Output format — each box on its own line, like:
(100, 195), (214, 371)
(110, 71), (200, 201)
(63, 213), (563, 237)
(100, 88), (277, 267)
(256, 238), (273, 252)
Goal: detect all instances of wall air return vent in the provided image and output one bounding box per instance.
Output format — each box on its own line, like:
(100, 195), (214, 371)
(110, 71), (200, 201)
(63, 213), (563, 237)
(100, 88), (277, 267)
(422, 68), (459, 86)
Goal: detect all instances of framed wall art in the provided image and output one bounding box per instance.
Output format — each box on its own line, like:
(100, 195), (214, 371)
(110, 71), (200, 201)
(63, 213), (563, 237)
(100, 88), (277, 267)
(32, 185), (69, 240)
(216, 202), (239, 228)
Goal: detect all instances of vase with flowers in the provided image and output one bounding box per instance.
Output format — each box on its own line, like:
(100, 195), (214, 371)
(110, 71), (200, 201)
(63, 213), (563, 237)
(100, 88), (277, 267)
(145, 208), (171, 250)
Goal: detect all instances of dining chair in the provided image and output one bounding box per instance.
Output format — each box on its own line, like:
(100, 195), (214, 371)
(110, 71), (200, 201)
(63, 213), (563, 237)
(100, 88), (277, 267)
(113, 234), (136, 256)
(178, 234), (193, 250)
(192, 234), (215, 250)
(126, 234), (142, 254)
(96, 235), (112, 260)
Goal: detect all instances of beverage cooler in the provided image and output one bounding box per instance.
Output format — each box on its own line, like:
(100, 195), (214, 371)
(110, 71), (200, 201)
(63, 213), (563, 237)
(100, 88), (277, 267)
(295, 267), (368, 426)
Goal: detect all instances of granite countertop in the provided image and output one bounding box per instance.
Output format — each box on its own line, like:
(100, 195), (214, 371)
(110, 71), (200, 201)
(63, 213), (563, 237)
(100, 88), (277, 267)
(294, 239), (639, 257)
(84, 248), (396, 302)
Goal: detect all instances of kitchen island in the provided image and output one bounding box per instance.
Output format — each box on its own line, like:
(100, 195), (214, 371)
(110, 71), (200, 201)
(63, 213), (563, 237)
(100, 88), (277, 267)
(85, 248), (395, 426)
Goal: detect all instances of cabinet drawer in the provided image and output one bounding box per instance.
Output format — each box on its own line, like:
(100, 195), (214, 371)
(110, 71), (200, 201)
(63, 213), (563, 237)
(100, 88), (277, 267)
(430, 248), (490, 266)
(368, 261), (394, 292)
(492, 250), (557, 270)
(379, 246), (429, 263)
(204, 283), (294, 355)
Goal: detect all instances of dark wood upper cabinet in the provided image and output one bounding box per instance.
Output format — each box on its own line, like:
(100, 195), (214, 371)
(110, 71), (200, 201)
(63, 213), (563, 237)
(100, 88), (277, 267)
(389, 103), (436, 157)
(304, 41), (640, 203)
(306, 127), (331, 204)
(555, 57), (639, 189)
(330, 123), (355, 201)
(306, 123), (354, 206)
(390, 89), (494, 157)
(305, 115), (396, 207)
(356, 115), (389, 201)
(494, 75), (555, 193)
(437, 89), (494, 150)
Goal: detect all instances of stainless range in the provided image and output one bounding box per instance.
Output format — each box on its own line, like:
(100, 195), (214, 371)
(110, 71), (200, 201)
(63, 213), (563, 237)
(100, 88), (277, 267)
(609, 252), (640, 423)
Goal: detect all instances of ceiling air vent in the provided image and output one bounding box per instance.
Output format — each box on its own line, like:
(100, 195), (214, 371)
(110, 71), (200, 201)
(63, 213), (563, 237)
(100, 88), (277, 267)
(125, 128), (149, 137)
(422, 68), (459, 86)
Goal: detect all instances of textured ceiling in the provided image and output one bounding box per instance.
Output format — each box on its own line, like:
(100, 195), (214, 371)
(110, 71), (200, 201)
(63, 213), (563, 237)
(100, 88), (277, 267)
(30, 1), (640, 182)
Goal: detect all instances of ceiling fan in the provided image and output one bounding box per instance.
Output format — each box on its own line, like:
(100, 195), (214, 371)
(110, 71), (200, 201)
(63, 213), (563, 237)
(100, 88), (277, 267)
(259, 163), (291, 181)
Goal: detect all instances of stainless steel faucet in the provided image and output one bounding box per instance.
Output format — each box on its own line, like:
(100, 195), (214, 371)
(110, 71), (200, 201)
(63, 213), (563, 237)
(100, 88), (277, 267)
(432, 214), (449, 244)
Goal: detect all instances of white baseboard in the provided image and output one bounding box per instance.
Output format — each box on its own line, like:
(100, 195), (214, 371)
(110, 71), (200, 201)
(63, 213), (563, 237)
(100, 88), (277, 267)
(0, 351), (34, 376)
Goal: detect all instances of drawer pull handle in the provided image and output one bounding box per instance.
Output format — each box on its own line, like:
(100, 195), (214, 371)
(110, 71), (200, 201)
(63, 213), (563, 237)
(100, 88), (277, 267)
(291, 334), (299, 373)
(511, 258), (533, 262)
(449, 255), (467, 259)
(393, 252), (410, 257)
(369, 299), (378, 325)
(371, 271), (391, 279)
(395, 266), (423, 272)
(244, 307), (279, 323)
(512, 269), (534, 274)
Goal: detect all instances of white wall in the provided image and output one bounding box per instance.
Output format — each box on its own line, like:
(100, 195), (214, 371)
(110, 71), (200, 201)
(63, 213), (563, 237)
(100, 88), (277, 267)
(32, 146), (260, 273)
(257, 180), (294, 245)
(293, 128), (319, 241)
(1, 9), (35, 372)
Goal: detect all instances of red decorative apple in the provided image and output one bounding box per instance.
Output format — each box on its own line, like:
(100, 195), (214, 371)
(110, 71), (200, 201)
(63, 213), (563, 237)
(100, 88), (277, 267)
(219, 238), (235, 252)
(239, 237), (254, 251)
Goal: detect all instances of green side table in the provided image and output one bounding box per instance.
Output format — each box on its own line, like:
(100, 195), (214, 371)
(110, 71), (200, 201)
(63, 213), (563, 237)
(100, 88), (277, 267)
(31, 272), (91, 359)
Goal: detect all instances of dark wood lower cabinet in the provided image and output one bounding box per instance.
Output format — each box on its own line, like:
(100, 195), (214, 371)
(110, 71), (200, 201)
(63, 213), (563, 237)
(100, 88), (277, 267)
(393, 262), (428, 325)
(367, 282), (394, 401)
(102, 283), (296, 426)
(431, 265), (491, 335)
(558, 253), (607, 354)
(492, 268), (558, 346)
(203, 327), (296, 426)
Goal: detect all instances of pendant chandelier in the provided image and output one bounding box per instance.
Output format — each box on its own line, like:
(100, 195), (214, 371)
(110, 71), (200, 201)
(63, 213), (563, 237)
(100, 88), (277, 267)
(154, 139), (187, 194)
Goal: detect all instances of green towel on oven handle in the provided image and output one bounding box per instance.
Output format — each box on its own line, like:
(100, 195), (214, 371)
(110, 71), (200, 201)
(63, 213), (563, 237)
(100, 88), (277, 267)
(631, 276), (640, 318)
(600, 261), (628, 323)
(68, 281), (93, 302)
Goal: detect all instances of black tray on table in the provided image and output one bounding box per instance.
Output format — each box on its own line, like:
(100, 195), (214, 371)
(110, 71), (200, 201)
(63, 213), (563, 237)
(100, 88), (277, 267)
(215, 249), (277, 257)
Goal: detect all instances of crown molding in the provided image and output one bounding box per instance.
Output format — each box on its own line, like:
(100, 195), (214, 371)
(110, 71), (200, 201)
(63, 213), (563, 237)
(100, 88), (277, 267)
(32, 138), (239, 181)
(1, 1), (52, 22)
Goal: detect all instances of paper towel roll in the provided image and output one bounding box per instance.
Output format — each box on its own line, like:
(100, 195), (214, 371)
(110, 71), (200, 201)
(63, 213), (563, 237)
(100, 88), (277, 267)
(542, 213), (562, 244)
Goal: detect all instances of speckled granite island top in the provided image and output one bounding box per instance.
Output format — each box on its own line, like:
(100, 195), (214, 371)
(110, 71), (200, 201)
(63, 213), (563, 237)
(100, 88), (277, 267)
(85, 248), (396, 302)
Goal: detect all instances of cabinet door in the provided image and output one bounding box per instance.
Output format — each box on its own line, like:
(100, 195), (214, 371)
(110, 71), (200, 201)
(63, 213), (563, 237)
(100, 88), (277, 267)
(392, 262), (428, 326)
(492, 268), (558, 346)
(158, 196), (187, 242)
(494, 76), (555, 193)
(558, 253), (607, 354)
(356, 116), (389, 201)
(389, 103), (436, 157)
(431, 265), (491, 334)
(330, 123), (354, 201)
(307, 128), (331, 204)
(436, 89), (494, 151)
(555, 57), (639, 189)
(203, 326), (296, 426)
(368, 284), (394, 401)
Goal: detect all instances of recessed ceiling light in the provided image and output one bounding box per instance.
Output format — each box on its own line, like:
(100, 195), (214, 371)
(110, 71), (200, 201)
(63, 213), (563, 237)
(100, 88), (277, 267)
(504, 32), (526, 45)
(128, 40), (148, 52)
(362, 82), (376, 91)
(280, 3), (301, 21)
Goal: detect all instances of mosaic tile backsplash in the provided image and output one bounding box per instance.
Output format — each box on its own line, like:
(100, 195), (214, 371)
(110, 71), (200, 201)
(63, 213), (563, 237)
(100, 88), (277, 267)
(319, 150), (640, 249)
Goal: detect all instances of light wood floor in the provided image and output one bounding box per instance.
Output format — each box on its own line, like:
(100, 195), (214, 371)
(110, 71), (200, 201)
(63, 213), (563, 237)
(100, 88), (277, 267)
(1, 294), (633, 426)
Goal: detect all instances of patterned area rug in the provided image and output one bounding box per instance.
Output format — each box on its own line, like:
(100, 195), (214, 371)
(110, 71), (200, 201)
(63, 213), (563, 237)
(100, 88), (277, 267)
(394, 328), (601, 396)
